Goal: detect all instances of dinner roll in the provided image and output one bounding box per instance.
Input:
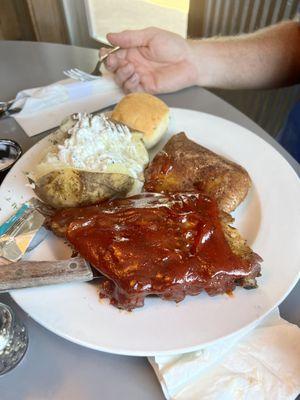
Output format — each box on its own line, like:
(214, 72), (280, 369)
(111, 93), (169, 149)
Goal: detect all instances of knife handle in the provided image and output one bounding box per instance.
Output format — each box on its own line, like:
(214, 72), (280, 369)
(0, 257), (93, 292)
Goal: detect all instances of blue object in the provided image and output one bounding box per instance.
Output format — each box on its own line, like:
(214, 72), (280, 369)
(0, 203), (29, 236)
(277, 100), (300, 163)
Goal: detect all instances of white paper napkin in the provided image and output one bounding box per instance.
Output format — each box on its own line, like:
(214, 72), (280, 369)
(12, 73), (124, 137)
(149, 309), (300, 400)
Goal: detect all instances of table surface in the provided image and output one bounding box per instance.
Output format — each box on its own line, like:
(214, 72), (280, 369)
(0, 41), (299, 400)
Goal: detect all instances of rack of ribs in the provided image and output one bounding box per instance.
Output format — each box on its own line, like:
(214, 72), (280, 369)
(46, 192), (261, 310)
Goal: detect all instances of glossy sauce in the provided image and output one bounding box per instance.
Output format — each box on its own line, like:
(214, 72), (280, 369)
(50, 193), (261, 310)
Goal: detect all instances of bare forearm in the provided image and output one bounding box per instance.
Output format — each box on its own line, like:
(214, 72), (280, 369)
(190, 21), (300, 90)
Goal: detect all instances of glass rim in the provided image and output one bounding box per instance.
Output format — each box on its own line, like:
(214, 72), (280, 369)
(0, 302), (14, 341)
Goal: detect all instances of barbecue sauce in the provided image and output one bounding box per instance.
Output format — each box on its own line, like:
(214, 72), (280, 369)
(50, 193), (261, 310)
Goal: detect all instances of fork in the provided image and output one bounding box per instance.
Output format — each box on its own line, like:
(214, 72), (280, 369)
(64, 46), (120, 82)
(0, 99), (21, 117)
(104, 116), (131, 135)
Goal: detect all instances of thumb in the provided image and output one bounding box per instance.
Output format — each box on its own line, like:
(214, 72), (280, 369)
(107, 27), (157, 48)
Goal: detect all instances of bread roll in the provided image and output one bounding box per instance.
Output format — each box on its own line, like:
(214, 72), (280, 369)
(111, 93), (169, 149)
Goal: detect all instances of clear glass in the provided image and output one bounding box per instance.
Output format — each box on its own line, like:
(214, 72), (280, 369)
(0, 303), (28, 375)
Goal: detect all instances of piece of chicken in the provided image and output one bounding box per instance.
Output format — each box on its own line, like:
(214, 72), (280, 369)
(144, 132), (252, 213)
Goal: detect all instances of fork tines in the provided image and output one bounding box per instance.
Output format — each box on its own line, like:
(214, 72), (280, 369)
(63, 68), (100, 82)
(105, 118), (131, 135)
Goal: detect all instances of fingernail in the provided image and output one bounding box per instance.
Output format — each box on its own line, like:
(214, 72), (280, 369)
(130, 73), (138, 82)
(124, 63), (133, 72)
(107, 56), (115, 68)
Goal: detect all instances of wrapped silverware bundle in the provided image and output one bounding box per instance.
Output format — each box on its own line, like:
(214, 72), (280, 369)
(0, 198), (98, 292)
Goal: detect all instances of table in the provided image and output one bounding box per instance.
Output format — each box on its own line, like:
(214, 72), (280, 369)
(0, 41), (299, 400)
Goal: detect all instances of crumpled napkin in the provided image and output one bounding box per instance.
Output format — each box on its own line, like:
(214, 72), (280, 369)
(149, 309), (300, 400)
(11, 72), (124, 137)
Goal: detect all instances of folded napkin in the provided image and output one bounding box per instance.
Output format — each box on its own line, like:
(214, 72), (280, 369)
(149, 309), (300, 400)
(12, 72), (124, 136)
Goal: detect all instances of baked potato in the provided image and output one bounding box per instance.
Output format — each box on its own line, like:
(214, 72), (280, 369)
(29, 113), (149, 208)
(31, 169), (134, 208)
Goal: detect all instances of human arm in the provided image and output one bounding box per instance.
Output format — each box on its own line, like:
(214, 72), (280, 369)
(192, 20), (300, 90)
(101, 21), (300, 93)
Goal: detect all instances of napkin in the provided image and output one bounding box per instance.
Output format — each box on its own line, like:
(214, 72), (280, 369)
(149, 309), (300, 400)
(11, 72), (124, 136)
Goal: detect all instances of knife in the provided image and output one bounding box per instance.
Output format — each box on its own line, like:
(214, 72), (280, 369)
(0, 257), (96, 292)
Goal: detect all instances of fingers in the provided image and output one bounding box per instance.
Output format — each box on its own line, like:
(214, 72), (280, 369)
(107, 27), (158, 49)
(123, 73), (144, 93)
(99, 44), (145, 93)
(113, 66), (144, 93)
(99, 47), (109, 58)
(99, 47), (126, 59)
(114, 62), (134, 84)
(99, 48), (127, 72)
(114, 64), (142, 93)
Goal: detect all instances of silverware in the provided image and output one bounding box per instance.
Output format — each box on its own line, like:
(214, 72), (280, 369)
(63, 68), (100, 82)
(104, 115), (131, 135)
(63, 46), (120, 81)
(0, 99), (15, 112)
(0, 257), (96, 292)
(0, 199), (101, 291)
(0, 99), (20, 117)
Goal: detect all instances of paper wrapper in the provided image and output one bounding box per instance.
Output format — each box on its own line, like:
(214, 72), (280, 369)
(0, 198), (51, 262)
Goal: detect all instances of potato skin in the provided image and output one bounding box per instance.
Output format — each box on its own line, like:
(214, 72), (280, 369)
(32, 168), (134, 208)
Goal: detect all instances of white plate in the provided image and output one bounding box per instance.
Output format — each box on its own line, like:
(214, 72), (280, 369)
(0, 108), (299, 356)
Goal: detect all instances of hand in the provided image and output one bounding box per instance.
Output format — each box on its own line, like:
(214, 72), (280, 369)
(100, 27), (198, 94)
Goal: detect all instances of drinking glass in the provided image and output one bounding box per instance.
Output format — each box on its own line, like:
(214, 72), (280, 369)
(0, 303), (28, 375)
